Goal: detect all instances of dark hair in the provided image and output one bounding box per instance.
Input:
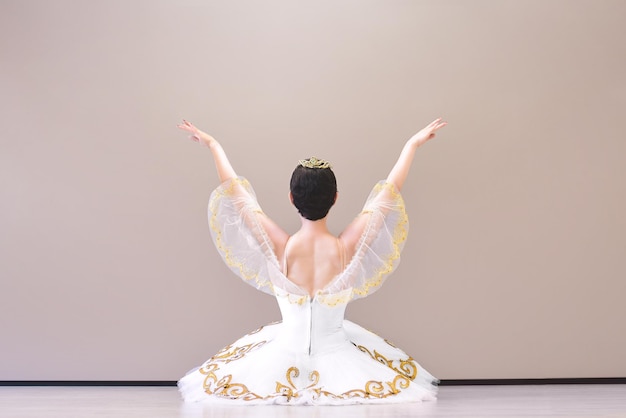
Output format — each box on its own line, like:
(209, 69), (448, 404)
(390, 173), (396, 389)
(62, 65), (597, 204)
(290, 163), (337, 221)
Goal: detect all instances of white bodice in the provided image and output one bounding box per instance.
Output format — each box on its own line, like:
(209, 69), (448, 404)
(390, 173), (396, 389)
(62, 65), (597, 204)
(274, 288), (350, 355)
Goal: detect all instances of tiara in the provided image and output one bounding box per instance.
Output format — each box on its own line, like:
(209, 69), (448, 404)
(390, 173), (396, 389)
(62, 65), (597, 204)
(299, 156), (332, 169)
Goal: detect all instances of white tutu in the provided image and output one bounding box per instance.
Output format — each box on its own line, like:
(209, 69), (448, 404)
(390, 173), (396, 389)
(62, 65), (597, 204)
(179, 318), (437, 405)
(179, 178), (438, 405)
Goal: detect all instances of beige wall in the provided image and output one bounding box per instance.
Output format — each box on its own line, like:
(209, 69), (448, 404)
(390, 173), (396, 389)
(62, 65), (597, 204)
(1, 0), (625, 380)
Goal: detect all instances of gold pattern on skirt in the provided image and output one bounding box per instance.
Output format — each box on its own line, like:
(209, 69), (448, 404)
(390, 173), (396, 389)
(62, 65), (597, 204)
(315, 374), (411, 400)
(210, 340), (267, 364)
(357, 345), (418, 380)
(200, 361), (412, 401)
(200, 363), (263, 401)
(275, 367), (320, 401)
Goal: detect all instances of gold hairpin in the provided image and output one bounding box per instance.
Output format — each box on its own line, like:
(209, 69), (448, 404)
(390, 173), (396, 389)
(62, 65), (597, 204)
(299, 157), (332, 169)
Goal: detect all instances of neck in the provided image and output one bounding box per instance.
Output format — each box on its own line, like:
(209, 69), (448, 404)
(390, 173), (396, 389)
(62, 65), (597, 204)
(299, 217), (330, 234)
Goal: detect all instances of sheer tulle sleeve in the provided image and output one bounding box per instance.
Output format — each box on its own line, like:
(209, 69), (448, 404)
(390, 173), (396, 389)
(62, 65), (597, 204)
(208, 177), (282, 296)
(325, 181), (409, 301)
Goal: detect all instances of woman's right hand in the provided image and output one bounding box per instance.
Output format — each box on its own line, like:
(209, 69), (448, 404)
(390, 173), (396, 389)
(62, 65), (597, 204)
(409, 118), (447, 148)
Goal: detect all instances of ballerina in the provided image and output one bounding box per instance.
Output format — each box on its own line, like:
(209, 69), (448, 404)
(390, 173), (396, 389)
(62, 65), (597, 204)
(176, 118), (446, 405)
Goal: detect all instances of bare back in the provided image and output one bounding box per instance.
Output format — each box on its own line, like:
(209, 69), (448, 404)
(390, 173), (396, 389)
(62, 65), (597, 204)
(282, 231), (346, 297)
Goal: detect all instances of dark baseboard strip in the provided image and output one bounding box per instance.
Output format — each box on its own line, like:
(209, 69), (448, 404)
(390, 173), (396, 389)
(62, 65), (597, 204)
(1, 378), (625, 387)
(439, 377), (626, 386)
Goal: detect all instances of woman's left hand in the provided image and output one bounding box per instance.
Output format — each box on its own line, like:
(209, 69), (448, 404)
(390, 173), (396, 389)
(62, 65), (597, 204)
(177, 120), (215, 147)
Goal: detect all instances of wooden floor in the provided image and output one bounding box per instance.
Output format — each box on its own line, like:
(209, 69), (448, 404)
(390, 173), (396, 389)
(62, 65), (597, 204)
(1, 385), (625, 417)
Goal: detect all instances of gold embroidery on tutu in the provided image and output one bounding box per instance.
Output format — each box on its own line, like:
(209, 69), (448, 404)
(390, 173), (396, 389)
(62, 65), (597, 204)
(210, 341), (267, 364)
(384, 338), (398, 348)
(356, 345), (418, 380)
(275, 367), (320, 401)
(314, 374), (410, 399)
(200, 363), (264, 401)
(200, 363), (411, 401)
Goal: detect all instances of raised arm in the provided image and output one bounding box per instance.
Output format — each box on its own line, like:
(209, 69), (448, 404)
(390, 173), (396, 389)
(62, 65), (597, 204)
(386, 118), (447, 191)
(177, 120), (289, 255)
(339, 118), (447, 256)
(177, 120), (236, 182)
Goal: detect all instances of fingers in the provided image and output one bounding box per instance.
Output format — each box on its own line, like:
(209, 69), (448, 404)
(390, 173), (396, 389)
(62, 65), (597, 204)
(410, 118), (447, 145)
(178, 120), (194, 128)
(177, 119), (199, 135)
(429, 118), (447, 131)
(177, 119), (202, 143)
(431, 118), (445, 127)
